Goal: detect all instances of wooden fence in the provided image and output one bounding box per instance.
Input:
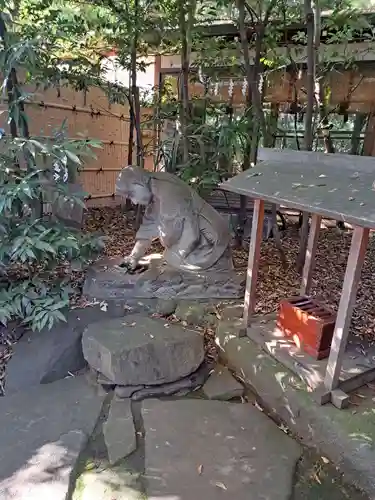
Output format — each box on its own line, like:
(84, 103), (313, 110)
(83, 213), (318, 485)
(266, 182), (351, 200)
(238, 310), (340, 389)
(1, 83), (155, 207)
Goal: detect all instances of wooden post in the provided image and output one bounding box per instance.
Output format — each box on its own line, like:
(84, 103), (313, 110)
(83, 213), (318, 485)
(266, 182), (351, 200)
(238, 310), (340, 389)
(362, 112), (375, 156)
(324, 226), (369, 391)
(243, 198), (264, 326)
(300, 214), (321, 296)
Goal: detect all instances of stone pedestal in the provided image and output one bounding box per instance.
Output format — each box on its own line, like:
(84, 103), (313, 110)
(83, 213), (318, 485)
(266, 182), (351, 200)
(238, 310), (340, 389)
(83, 255), (244, 301)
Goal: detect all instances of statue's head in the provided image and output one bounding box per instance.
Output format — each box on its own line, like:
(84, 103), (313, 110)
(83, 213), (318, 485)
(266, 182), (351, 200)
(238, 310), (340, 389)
(115, 166), (152, 206)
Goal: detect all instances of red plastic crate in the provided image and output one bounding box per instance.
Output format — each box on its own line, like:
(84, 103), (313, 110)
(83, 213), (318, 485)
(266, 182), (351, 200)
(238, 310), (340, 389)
(276, 296), (336, 360)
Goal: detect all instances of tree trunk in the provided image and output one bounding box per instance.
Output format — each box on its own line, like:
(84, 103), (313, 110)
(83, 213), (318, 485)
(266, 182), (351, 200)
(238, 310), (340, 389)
(236, 0), (281, 257)
(179, 0), (190, 165)
(235, 0), (253, 248)
(127, 64), (134, 166)
(297, 0), (316, 275)
(130, 0), (144, 230)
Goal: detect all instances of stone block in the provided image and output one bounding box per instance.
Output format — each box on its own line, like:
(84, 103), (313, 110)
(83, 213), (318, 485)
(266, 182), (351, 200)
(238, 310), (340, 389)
(331, 389), (350, 409)
(82, 314), (204, 386)
(83, 258), (244, 301)
(103, 399), (136, 464)
(6, 312), (85, 394)
(142, 399), (302, 500)
(5, 306), (129, 394)
(203, 365), (244, 400)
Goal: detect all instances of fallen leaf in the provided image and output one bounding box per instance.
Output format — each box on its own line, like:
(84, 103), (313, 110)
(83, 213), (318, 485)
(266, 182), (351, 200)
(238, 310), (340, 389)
(215, 482), (227, 490)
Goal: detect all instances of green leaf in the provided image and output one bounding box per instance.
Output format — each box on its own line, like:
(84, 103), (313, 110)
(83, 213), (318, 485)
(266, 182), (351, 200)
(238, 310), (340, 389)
(65, 150), (82, 166)
(33, 240), (57, 254)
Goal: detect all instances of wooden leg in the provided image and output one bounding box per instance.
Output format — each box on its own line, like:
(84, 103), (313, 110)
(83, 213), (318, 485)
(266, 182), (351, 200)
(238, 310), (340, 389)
(324, 226), (369, 391)
(243, 199), (264, 326)
(300, 214), (321, 296)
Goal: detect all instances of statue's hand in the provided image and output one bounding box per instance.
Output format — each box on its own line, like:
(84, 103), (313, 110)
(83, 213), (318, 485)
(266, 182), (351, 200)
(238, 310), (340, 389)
(121, 255), (139, 271)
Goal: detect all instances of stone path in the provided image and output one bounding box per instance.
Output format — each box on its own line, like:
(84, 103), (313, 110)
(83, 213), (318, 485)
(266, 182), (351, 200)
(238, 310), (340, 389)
(5, 300), (369, 500)
(0, 372), (302, 500)
(0, 301), (304, 500)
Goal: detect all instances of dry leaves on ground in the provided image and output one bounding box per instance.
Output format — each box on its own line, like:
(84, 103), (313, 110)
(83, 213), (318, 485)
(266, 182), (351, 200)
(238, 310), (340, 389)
(84, 207), (375, 342)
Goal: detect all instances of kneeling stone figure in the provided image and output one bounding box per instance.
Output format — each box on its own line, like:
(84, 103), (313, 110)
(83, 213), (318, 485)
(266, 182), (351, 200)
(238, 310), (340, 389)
(115, 166), (233, 273)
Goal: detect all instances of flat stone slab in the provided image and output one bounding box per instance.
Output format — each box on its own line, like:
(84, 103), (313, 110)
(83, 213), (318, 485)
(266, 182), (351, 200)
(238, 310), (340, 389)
(0, 375), (105, 500)
(103, 399), (136, 464)
(5, 306), (125, 395)
(82, 314), (204, 386)
(203, 365), (244, 400)
(83, 257), (244, 301)
(142, 399), (302, 500)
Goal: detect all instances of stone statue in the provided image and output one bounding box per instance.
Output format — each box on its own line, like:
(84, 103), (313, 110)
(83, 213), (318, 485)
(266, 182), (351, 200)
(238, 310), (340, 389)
(83, 167), (243, 301)
(115, 166), (233, 273)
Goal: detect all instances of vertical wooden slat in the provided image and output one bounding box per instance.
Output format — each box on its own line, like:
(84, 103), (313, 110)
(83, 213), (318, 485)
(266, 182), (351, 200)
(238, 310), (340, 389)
(243, 198), (264, 326)
(324, 226), (369, 391)
(300, 214), (321, 295)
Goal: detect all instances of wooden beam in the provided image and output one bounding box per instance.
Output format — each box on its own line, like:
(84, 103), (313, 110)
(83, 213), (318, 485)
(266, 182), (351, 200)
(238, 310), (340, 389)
(300, 214), (321, 295)
(243, 199), (264, 326)
(324, 226), (369, 391)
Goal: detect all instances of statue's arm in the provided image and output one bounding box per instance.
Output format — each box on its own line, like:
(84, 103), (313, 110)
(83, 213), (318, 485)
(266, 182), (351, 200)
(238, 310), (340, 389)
(135, 204), (159, 241)
(125, 205), (158, 267)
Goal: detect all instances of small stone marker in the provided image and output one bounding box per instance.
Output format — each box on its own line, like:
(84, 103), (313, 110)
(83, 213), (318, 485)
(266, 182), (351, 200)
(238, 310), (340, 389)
(82, 315), (204, 386)
(203, 365), (244, 400)
(103, 399), (136, 465)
